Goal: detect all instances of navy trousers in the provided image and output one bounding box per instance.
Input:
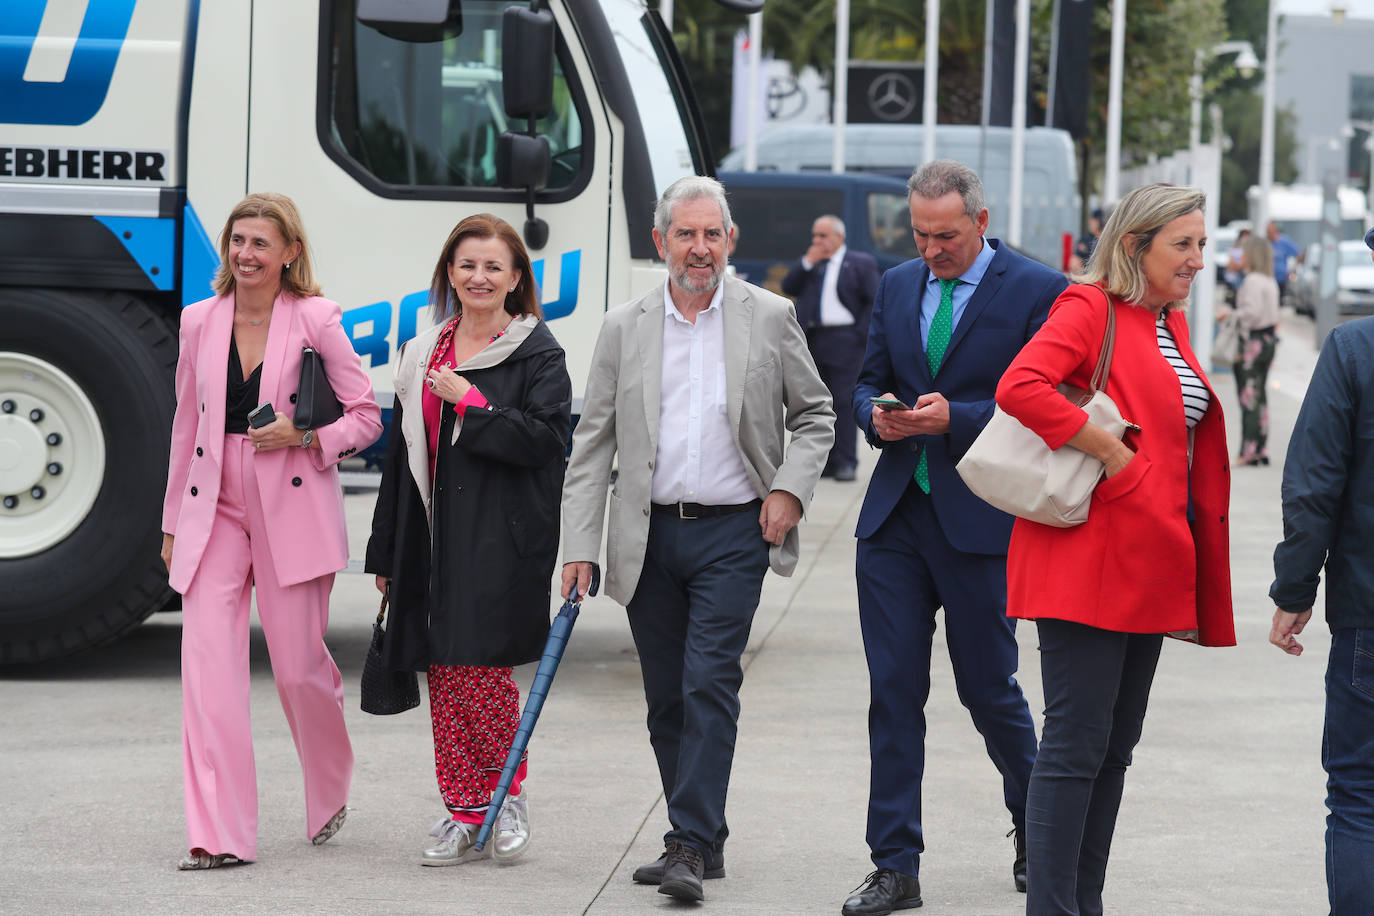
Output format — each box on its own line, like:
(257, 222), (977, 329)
(856, 483), (1038, 877)
(1025, 619), (1162, 916)
(807, 325), (865, 474)
(626, 507), (770, 856)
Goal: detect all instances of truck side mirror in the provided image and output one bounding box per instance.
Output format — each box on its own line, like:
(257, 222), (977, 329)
(497, 133), (552, 250)
(502, 6), (555, 119)
(357, 0), (462, 43)
(497, 3), (556, 250)
(497, 133), (551, 191)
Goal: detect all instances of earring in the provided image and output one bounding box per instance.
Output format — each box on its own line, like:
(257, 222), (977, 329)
(285, 262), (292, 269)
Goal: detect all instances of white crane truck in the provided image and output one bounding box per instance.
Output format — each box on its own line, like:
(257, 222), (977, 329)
(0, 0), (756, 662)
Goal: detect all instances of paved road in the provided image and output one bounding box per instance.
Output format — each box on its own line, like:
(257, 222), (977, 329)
(0, 313), (1332, 914)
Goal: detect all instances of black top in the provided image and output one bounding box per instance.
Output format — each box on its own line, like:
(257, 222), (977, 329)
(364, 321), (572, 668)
(225, 334), (263, 433)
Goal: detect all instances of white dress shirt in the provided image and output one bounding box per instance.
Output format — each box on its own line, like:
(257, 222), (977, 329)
(651, 284), (758, 506)
(818, 244), (855, 326)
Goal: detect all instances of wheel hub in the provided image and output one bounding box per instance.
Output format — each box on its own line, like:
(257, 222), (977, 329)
(0, 353), (105, 558)
(0, 414), (47, 494)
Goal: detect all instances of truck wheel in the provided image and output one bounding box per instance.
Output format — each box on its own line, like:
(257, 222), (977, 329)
(0, 289), (177, 663)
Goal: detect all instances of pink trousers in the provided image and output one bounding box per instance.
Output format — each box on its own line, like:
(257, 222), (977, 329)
(180, 434), (353, 861)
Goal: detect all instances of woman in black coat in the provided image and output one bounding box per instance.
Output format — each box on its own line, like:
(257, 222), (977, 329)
(365, 214), (571, 867)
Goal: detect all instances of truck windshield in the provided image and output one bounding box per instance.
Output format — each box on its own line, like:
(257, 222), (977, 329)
(599, 0), (705, 195)
(326, 0), (587, 193)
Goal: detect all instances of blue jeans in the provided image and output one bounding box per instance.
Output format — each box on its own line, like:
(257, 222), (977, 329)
(1325, 628), (1374, 915)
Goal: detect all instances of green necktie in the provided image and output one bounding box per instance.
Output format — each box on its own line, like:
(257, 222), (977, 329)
(915, 278), (959, 494)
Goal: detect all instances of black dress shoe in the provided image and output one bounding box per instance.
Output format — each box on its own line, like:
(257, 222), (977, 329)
(834, 465), (857, 482)
(658, 841), (706, 902)
(1010, 826), (1027, 893)
(632, 844), (725, 884)
(841, 868), (922, 915)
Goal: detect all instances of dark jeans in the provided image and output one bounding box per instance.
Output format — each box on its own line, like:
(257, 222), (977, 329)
(625, 507), (770, 856)
(1325, 628), (1374, 915)
(1026, 620), (1163, 916)
(856, 483), (1037, 877)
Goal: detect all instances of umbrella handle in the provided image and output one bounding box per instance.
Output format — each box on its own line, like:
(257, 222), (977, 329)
(569, 566), (601, 603)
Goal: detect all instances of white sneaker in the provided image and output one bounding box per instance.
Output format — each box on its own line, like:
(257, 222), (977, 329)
(492, 793), (531, 862)
(420, 818), (482, 866)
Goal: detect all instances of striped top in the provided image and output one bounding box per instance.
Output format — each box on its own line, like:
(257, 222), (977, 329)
(1156, 312), (1210, 428)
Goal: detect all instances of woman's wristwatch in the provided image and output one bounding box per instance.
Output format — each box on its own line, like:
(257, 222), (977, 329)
(300, 429), (314, 448)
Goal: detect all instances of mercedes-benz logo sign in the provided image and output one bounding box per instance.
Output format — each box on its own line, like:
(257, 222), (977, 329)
(867, 72), (917, 122)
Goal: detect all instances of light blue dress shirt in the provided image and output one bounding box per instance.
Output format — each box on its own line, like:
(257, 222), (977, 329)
(919, 239), (997, 348)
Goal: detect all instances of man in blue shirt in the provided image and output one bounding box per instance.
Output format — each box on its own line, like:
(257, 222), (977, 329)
(1267, 220), (1301, 301)
(1270, 225), (1374, 916)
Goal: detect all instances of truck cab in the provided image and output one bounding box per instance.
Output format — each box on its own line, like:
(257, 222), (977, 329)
(0, 0), (723, 662)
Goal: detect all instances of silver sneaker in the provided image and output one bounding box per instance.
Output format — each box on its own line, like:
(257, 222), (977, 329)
(492, 793), (531, 862)
(421, 817), (482, 866)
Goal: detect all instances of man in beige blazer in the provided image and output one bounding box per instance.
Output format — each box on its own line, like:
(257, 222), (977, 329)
(562, 176), (834, 903)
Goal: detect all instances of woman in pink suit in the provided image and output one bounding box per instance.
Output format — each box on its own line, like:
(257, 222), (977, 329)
(161, 193), (382, 869)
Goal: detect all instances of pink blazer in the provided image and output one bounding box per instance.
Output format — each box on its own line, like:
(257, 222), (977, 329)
(162, 293), (383, 593)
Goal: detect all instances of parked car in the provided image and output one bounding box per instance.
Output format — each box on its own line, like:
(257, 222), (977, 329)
(1290, 239), (1374, 316)
(718, 170), (918, 295)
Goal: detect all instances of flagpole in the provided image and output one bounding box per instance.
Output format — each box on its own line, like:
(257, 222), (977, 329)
(745, 11), (762, 172)
(833, 0), (850, 172)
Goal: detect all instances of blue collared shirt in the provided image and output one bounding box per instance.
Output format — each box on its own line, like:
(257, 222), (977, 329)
(919, 238), (996, 349)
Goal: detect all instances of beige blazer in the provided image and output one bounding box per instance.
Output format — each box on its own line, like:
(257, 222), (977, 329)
(562, 276), (835, 605)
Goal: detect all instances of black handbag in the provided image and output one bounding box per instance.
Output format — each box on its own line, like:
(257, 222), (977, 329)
(360, 592), (420, 715)
(293, 346), (344, 430)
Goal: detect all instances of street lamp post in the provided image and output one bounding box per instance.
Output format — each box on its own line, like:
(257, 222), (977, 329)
(1188, 41), (1257, 177)
(1257, 0), (1278, 232)
(1187, 41), (1254, 368)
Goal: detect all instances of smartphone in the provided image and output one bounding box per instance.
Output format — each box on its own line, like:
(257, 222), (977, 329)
(247, 402), (276, 429)
(869, 396), (912, 411)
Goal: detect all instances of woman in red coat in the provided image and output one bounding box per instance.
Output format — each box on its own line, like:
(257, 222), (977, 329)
(995, 183), (1234, 915)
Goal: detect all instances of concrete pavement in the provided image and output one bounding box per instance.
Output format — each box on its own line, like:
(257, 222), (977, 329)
(0, 312), (1332, 914)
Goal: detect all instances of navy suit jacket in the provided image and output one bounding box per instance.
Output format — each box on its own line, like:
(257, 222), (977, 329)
(853, 239), (1067, 554)
(781, 249), (881, 332)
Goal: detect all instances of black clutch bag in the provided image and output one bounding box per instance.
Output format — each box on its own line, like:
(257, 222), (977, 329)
(360, 592), (420, 715)
(293, 346), (344, 430)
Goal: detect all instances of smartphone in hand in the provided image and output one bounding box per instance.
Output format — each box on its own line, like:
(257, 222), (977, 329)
(869, 396), (912, 411)
(247, 402), (276, 429)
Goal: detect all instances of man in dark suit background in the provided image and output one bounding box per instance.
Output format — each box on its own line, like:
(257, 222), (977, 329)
(841, 160), (1068, 916)
(781, 215), (880, 481)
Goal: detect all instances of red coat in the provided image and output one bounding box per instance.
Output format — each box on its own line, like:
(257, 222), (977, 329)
(995, 285), (1235, 647)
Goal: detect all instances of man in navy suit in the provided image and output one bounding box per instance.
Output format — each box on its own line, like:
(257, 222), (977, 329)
(781, 216), (880, 481)
(841, 160), (1068, 916)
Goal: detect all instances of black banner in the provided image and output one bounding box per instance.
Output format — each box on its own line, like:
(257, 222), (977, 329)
(987, 0), (1016, 127)
(1051, 0), (1094, 138)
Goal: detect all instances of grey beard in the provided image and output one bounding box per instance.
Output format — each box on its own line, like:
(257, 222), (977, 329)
(671, 264), (722, 295)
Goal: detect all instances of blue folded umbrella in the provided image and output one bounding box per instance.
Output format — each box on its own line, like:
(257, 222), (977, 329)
(474, 570), (599, 852)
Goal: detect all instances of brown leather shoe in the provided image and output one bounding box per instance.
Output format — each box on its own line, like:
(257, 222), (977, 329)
(658, 840), (706, 902)
(632, 844), (725, 883)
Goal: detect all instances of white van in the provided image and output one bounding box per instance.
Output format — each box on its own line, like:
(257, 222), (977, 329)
(719, 123), (1081, 268)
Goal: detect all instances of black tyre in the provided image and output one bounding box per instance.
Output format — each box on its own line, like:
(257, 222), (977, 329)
(0, 288), (177, 663)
